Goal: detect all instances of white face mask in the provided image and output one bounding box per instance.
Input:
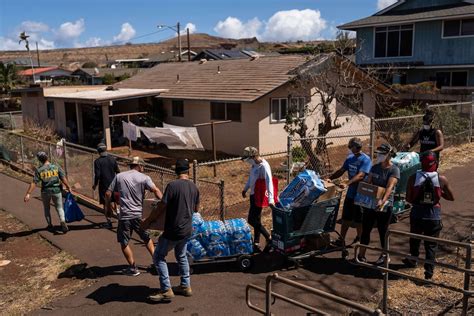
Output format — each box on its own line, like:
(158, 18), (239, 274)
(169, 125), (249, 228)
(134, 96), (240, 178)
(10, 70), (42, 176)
(423, 124), (431, 130)
(376, 154), (387, 164)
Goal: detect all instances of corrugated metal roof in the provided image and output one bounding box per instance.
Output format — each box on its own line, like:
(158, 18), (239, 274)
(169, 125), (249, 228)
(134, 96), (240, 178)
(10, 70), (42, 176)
(115, 55), (310, 102)
(72, 68), (143, 77)
(339, 3), (474, 30)
(18, 67), (62, 76)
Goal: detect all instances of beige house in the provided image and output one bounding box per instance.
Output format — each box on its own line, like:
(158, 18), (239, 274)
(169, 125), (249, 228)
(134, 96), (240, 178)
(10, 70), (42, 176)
(15, 55), (389, 155)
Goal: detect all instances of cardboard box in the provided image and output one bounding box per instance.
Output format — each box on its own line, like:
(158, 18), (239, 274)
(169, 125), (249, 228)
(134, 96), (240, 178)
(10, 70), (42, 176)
(319, 181), (337, 201)
(354, 182), (386, 210)
(142, 198), (166, 231)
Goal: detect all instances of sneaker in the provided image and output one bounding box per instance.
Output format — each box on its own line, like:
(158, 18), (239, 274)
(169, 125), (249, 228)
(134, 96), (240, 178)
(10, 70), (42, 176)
(148, 288), (175, 302)
(357, 255), (367, 263)
(402, 257), (418, 268)
(172, 285), (193, 297)
(60, 222), (69, 234)
(375, 254), (390, 266)
(101, 221), (113, 229)
(46, 225), (54, 232)
(122, 266), (140, 276)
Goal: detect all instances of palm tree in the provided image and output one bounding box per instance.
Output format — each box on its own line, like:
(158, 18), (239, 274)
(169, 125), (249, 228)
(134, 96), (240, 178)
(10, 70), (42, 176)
(19, 31), (36, 83)
(0, 62), (17, 95)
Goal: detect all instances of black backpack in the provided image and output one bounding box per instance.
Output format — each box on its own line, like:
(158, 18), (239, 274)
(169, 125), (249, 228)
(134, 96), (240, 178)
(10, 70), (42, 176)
(416, 173), (436, 206)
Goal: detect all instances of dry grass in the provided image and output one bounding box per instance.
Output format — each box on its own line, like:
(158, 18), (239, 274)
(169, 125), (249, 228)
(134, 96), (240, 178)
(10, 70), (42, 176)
(438, 142), (474, 172)
(366, 255), (466, 315)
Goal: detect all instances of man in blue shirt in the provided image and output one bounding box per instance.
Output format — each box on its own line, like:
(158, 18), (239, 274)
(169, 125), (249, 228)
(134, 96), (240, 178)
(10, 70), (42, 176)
(328, 137), (371, 246)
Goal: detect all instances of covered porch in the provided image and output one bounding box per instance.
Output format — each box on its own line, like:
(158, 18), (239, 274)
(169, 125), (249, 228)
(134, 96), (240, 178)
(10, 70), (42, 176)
(46, 87), (167, 150)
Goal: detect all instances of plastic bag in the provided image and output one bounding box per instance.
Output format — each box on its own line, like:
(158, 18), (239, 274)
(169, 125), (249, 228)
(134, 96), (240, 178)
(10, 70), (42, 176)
(64, 193), (85, 223)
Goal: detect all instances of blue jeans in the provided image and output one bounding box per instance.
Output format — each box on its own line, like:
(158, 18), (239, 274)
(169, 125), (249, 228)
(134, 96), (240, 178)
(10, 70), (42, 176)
(153, 236), (190, 291)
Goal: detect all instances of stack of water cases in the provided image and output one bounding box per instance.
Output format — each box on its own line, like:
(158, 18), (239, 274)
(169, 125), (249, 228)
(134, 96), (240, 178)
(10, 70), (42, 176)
(186, 214), (253, 259)
(225, 218), (253, 255)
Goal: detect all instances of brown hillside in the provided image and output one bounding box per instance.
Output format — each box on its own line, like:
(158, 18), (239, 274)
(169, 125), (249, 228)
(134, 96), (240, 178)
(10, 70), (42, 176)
(0, 33), (260, 68)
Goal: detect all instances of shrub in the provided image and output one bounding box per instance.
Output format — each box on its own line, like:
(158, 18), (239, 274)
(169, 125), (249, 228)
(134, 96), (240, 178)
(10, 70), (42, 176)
(292, 146), (307, 162)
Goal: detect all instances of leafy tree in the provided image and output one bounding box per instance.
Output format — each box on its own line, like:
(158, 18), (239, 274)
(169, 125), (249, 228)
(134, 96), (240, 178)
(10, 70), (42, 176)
(82, 61), (98, 68)
(102, 73), (117, 85)
(0, 62), (17, 95)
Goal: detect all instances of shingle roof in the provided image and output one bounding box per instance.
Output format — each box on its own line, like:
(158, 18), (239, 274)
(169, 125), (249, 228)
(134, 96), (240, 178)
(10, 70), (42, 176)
(339, 3), (474, 30)
(115, 55), (310, 102)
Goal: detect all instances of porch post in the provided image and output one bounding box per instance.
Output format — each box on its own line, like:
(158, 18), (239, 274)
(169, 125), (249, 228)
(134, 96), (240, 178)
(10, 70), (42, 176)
(102, 103), (112, 150)
(75, 102), (84, 143)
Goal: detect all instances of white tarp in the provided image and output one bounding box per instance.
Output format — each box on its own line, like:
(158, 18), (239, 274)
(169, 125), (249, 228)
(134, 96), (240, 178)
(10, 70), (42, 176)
(162, 123), (204, 150)
(122, 121), (204, 150)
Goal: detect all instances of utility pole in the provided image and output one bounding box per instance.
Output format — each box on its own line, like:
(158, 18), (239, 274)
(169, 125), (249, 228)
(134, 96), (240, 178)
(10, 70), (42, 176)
(177, 22), (182, 62)
(35, 42), (40, 67)
(187, 28), (191, 61)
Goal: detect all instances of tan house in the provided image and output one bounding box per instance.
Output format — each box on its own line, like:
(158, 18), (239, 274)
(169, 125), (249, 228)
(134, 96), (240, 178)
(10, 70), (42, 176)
(15, 55), (390, 155)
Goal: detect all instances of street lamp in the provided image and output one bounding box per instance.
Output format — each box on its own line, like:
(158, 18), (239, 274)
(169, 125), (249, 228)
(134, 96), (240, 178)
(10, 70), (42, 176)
(158, 22), (182, 61)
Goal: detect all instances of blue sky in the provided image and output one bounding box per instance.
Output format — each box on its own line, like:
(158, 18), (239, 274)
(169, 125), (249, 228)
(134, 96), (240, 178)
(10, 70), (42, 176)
(0, 0), (396, 50)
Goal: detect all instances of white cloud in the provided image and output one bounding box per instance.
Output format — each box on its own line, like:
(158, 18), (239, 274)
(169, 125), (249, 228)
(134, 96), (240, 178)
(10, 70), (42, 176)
(262, 9), (327, 41)
(55, 18), (85, 42)
(182, 22), (197, 35)
(113, 22), (136, 42)
(214, 9), (328, 42)
(214, 16), (262, 39)
(377, 0), (398, 10)
(0, 37), (22, 50)
(37, 38), (55, 50)
(18, 21), (50, 33)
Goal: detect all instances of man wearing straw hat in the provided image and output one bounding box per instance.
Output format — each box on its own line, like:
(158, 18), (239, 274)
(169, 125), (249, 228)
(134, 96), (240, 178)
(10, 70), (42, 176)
(106, 156), (163, 276)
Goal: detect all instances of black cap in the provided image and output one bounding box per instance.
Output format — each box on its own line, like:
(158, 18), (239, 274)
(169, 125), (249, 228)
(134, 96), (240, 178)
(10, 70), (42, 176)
(375, 143), (392, 154)
(175, 159), (190, 174)
(36, 151), (48, 162)
(348, 137), (363, 149)
(97, 143), (107, 153)
(423, 109), (434, 123)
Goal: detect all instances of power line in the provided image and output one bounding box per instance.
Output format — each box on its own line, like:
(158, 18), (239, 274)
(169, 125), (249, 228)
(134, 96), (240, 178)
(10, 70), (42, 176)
(117, 28), (168, 44)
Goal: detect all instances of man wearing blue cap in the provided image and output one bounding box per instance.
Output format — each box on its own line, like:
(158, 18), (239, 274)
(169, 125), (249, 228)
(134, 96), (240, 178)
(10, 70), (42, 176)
(24, 151), (72, 233)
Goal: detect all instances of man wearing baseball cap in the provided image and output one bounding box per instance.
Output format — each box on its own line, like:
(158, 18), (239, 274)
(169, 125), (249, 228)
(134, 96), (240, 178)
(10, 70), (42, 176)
(92, 143), (120, 229)
(328, 137), (372, 246)
(24, 151), (72, 233)
(241, 146), (274, 252)
(404, 151), (454, 280)
(106, 156), (163, 276)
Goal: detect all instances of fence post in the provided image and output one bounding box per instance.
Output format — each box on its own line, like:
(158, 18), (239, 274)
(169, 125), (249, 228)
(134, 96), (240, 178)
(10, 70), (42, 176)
(470, 93), (474, 143)
(287, 135), (292, 185)
(192, 159), (198, 184)
(63, 141), (68, 177)
(219, 179), (225, 222)
(9, 112), (14, 130)
(369, 117), (375, 158)
(19, 135), (25, 170)
(91, 153), (95, 199)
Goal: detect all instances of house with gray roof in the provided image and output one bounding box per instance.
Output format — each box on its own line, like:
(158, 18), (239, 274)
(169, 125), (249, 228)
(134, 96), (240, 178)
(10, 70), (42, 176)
(339, 0), (474, 89)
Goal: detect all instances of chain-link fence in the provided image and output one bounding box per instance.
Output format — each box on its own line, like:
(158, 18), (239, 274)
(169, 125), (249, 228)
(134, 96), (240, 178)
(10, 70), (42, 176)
(0, 111), (23, 130)
(374, 101), (474, 153)
(0, 129), (224, 221)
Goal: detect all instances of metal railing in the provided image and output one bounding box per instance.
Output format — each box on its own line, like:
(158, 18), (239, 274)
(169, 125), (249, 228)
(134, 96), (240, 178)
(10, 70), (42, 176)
(246, 273), (384, 315)
(353, 229), (473, 315)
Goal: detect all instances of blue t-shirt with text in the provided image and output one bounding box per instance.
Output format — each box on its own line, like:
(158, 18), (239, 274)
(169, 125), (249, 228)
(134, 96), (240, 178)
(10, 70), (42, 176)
(343, 152), (372, 198)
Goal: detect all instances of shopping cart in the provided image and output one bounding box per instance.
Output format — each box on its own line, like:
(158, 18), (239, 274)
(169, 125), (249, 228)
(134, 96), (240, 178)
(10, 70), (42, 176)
(270, 193), (348, 266)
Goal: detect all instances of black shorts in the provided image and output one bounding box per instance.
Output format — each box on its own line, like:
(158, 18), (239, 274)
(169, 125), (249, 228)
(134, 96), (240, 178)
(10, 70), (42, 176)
(117, 218), (150, 246)
(342, 197), (363, 224)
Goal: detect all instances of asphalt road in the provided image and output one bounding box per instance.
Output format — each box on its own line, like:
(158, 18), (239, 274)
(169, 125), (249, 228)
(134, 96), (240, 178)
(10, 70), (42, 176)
(0, 163), (472, 315)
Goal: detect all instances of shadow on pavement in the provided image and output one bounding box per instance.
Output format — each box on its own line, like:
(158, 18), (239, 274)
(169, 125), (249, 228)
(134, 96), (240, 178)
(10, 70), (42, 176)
(86, 283), (167, 305)
(58, 264), (130, 279)
(0, 227), (46, 241)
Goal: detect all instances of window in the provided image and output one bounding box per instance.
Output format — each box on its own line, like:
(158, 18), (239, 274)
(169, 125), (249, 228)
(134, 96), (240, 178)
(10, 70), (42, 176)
(443, 19), (474, 37)
(436, 71), (468, 88)
(289, 97), (306, 119)
(46, 101), (55, 119)
(210, 102), (241, 122)
(270, 98), (288, 122)
(171, 100), (184, 117)
(374, 24), (413, 58)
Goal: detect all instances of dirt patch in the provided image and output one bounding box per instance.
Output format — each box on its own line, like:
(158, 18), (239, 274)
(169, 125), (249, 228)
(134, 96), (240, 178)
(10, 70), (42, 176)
(438, 142), (474, 172)
(0, 210), (93, 315)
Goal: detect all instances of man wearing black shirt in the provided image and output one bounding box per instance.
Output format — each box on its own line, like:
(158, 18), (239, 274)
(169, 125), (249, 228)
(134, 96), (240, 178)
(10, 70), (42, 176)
(405, 110), (444, 161)
(92, 143), (120, 228)
(143, 159), (200, 302)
